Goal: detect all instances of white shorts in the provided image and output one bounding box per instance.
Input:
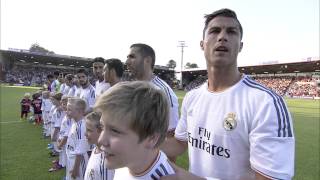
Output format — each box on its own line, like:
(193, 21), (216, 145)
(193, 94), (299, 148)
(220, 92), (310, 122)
(66, 154), (88, 180)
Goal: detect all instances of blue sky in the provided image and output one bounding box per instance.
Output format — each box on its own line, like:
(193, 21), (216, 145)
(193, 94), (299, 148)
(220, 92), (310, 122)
(1, 0), (319, 70)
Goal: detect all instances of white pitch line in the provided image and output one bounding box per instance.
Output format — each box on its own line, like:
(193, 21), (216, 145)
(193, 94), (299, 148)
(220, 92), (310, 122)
(0, 121), (23, 124)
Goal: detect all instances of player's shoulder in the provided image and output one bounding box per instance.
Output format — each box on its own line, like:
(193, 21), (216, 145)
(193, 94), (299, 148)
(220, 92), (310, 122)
(241, 75), (282, 101)
(184, 82), (207, 101)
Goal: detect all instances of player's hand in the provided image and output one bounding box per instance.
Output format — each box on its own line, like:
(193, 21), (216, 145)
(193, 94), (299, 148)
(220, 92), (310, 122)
(70, 168), (79, 179)
(160, 161), (205, 180)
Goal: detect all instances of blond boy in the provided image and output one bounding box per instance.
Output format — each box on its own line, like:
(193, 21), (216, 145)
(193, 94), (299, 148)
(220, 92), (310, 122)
(66, 97), (90, 180)
(54, 96), (73, 171)
(84, 112), (115, 180)
(41, 91), (53, 137)
(95, 81), (175, 180)
(50, 92), (64, 157)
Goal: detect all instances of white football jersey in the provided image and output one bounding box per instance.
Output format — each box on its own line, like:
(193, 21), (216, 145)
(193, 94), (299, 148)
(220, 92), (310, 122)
(84, 147), (115, 180)
(41, 98), (53, 112)
(59, 115), (72, 139)
(151, 76), (179, 131)
(60, 83), (66, 93)
(175, 75), (294, 180)
(113, 151), (174, 180)
(66, 118), (90, 156)
(66, 119), (90, 180)
(79, 84), (96, 112)
(95, 80), (110, 98)
(49, 105), (57, 125)
(61, 84), (71, 95)
(52, 109), (65, 128)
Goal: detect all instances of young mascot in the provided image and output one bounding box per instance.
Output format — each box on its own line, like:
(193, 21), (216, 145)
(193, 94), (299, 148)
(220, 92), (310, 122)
(95, 81), (175, 180)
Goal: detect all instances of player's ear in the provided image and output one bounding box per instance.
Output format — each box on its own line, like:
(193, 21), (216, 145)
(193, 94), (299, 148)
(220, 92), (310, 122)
(239, 42), (243, 52)
(200, 41), (204, 51)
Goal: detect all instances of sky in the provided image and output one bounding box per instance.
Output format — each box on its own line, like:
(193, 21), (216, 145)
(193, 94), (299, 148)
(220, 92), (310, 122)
(1, 0), (319, 70)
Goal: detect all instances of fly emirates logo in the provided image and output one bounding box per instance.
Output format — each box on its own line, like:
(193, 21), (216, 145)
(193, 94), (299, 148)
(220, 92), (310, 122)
(188, 127), (230, 158)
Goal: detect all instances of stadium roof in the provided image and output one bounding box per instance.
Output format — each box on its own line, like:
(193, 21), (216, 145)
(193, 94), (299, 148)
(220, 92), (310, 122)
(0, 49), (93, 68)
(182, 60), (320, 75)
(1, 49), (318, 74)
(0, 49), (173, 72)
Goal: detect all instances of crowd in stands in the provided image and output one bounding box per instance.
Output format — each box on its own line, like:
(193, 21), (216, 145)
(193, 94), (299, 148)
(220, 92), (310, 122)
(287, 76), (319, 98)
(4, 64), (319, 98)
(184, 75), (207, 91)
(254, 76), (319, 98)
(184, 75), (319, 98)
(254, 76), (293, 96)
(4, 65), (95, 86)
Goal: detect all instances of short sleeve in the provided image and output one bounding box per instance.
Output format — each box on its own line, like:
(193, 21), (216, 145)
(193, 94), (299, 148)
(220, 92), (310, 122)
(250, 97), (295, 180)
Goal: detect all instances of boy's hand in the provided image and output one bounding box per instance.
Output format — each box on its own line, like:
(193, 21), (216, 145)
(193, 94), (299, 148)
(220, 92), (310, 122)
(70, 168), (79, 179)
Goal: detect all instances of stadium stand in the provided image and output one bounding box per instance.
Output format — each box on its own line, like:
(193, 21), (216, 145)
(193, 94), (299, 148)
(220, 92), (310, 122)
(182, 60), (320, 99)
(0, 48), (319, 99)
(0, 49), (175, 87)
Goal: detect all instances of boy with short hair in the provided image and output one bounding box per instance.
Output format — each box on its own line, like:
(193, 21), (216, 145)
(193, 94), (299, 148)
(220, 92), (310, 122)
(31, 92), (43, 125)
(41, 91), (53, 137)
(50, 92), (64, 158)
(66, 97), (90, 180)
(95, 81), (175, 180)
(50, 95), (72, 172)
(20, 92), (31, 121)
(84, 112), (115, 180)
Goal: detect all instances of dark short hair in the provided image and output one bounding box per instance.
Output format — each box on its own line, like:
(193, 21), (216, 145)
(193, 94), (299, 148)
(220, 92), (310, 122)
(130, 43), (156, 69)
(47, 74), (54, 79)
(53, 71), (60, 77)
(203, 8), (243, 40)
(65, 74), (74, 81)
(92, 57), (105, 66)
(76, 68), (88, 76)
(104, 58), (124, 78)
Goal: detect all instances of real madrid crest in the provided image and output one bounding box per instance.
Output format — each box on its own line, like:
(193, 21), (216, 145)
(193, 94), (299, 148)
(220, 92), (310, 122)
(223, 112), (237, 131)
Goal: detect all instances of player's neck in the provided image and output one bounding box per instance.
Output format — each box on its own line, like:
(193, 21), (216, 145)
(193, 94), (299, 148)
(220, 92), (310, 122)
(137, 71), (154, 81)
(82, 82), (89, 89)
(129, 149), (159, 176)
(110, 77), (120, 87)
(207, 66), (242, 92)
(97, 76), (104, 82)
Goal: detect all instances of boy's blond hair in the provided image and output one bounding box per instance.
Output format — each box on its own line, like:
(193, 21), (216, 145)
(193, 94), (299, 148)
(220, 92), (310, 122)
(68, 97), (86, 113)
(51, 92), (63, 101)
(85, 111), (102, 130)
(94, 81), (169, 147)
(42, 91), (50, 98)
(24, 92), (31, 98)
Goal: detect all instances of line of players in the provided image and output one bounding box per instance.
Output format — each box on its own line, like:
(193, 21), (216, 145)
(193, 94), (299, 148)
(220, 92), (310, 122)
(22, 8), (295, 180)
(23, 43), (181, 180)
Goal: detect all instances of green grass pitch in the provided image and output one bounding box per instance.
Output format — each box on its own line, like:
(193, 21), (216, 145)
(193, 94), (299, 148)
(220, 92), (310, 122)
(0, 86), (319, 179)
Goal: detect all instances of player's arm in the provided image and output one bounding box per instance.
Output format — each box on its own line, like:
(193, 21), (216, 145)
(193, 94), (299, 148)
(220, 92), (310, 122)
(161, 137), (187, 158)
(70, 154), (82, 178)
(255, 172), (271, 180)
(160, 161), (207, 180)
(52, 127), (60, 141)
(57, 137), (68, 149)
